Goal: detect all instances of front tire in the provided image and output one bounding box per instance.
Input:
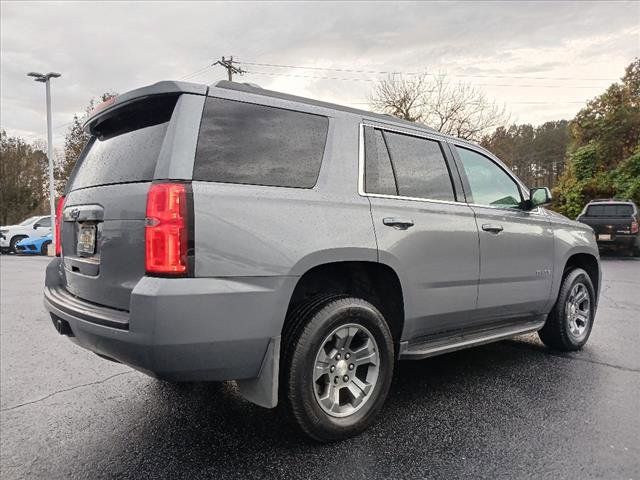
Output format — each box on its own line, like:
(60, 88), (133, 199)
(9, 236), (27, 254)
(539, 268), (595, 351)
(282, 296), (395, 442)
(40, 240), (51, 255)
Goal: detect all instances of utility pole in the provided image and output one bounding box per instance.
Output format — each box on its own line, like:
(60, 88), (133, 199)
(27, 71), (61, 253)
(213, 56), (245, 81)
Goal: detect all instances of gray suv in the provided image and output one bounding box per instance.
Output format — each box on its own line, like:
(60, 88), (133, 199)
(44, 80), (601, 442)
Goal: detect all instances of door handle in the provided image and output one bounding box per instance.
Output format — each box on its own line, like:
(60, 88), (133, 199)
(383, 217), (414, 230)
(482, 224), (504, 233)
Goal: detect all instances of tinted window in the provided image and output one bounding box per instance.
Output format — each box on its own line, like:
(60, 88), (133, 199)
(364, 128), (397, 195)
(383, 131), (454, 201)
(194, 98), (328, 188)
(456, 147), (522, 208)
(586, 204), (634, 217)
(36, 217), (51, 227)
(70, 95), (178, 191)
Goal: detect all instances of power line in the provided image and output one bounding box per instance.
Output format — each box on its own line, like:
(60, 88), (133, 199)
(246, 70), (379, 83)
(347, 100), (587, 105)
(245, 70), (607, 88)
(237, 60), (617, 82)
(240, 61), (414, 76)
(180, 64), (214, 81)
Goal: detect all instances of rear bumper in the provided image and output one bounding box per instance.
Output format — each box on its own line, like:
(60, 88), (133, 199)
(596, 235), (637, 248)
(43, 259), (295, 382)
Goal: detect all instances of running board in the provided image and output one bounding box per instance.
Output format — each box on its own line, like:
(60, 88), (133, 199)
(399, 319), (546, 360)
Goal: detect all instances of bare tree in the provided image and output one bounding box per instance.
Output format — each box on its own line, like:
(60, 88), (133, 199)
(369, 73), (509, 141)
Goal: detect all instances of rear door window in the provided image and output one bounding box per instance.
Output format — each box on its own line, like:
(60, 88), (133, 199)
(194, 98), (329, 188)
(69, 95), (178, 191)
(381, 130), (455, 201)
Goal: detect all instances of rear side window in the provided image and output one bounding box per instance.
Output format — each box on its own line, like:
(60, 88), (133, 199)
(380, 130), (455, 201)
(69, 95), (178, 191)
(194, 98), (329, 188)
(586, 204), (634, 217)
(364, 128), (397, 196)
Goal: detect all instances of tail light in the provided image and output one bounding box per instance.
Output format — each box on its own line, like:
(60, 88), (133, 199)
(145, 182), (191, 276)
(55, 196), (65, 256)
(632, 221), (639, 234)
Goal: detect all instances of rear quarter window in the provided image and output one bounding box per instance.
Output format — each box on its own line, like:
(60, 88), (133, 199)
(193, 98), (329, 188)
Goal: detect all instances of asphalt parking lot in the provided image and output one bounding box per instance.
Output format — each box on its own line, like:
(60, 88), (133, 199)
(1, 255), (638, 479)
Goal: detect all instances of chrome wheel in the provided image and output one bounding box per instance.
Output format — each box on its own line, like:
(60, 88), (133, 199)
(565, 282), (591, 340)
(313, 323), (380, 418)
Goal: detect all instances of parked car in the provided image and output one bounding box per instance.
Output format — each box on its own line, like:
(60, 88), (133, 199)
(15, 233), (53, 255)
(576, 199), (640, 256)
(0, 215), (52, 253)
(44, 80), (601, 442)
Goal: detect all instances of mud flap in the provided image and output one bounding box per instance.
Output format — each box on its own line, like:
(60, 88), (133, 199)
(237, 336), (280, 408)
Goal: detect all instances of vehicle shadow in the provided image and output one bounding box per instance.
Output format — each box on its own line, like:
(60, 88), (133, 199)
(75, 334), (591, 479)
(599, 250), (638, 260)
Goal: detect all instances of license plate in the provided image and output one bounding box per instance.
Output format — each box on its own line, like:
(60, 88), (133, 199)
(77, 224), (96, 255)
(598, 234), (612, 241)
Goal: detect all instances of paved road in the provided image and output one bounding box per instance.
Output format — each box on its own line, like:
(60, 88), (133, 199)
(1, 255), (638, 479)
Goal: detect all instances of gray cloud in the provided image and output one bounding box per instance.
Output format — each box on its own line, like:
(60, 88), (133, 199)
(1, 0), (638, 148)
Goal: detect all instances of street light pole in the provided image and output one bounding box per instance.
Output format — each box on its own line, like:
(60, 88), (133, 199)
(27, 71), (61, 253)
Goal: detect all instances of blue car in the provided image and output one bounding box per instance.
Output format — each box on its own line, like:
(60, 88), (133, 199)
(15, 233), (52, 255)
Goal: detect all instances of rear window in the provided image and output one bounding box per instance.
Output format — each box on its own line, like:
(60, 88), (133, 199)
(193, 97), (329, 188)
(69, 95), (178, 191)
(586, 204), (634, 217)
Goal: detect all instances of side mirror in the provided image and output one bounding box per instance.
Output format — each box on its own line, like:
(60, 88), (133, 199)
(528, 187), (552, 209)
(33, 224), (39, 229)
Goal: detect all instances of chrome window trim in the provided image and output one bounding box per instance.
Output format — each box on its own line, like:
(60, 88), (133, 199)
(358, 122), (545, 215)
(357, 123), (465, 207)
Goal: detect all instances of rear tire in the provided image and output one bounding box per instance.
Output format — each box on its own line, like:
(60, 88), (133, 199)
(282, 296), (395, 442)
(9, 236), (27, 254)
(539, 268), (595, 351)
(40, 241), (51, 255)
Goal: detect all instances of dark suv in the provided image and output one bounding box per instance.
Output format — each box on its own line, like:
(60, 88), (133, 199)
(44, 80), (601, 441)
(577, 199), (640, 256)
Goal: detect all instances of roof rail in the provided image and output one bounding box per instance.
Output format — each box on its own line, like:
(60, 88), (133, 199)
(589, 198), (633, 203)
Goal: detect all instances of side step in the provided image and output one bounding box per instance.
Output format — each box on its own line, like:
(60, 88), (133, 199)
(400, 319), (546, 361)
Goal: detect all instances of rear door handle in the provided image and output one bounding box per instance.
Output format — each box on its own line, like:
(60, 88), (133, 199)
(482, 224), (504, 233)
(383, 217), (414, 230)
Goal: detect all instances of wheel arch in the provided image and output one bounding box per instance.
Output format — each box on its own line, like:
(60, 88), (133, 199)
(283, 260), (406, 345)
(561, 251), (601, 305)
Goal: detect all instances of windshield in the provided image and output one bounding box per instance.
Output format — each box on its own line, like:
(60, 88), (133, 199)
(18, 216), (38, 226)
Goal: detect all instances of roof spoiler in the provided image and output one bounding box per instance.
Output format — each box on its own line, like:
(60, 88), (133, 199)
(83, 81), (208, 132)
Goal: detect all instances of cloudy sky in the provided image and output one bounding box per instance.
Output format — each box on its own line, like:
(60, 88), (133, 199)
(1, 1), (639, 149)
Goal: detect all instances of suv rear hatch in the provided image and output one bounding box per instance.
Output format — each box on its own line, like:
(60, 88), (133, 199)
(60, 92), (190, 311)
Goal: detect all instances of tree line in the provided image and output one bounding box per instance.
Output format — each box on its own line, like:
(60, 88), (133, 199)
(0, 93), (115, 225)
(369, 58), (639, 218)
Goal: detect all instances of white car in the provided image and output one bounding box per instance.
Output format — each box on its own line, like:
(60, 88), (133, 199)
(0, 215), (52, 253)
